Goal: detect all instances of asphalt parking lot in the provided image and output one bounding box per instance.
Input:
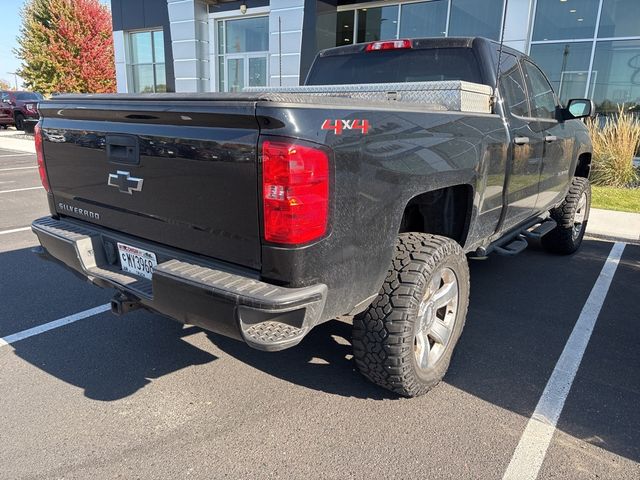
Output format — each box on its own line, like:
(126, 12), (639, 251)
(1, 147), (639, 479)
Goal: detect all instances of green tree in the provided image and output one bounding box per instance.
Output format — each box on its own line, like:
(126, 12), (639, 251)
(15, 0), (116, 94)
(0, 79), (12, 90)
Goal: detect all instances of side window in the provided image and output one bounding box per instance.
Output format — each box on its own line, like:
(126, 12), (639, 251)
(499, 53), (530, 117)
(0, 92), (8, 103)
(522, 60), (557, 120)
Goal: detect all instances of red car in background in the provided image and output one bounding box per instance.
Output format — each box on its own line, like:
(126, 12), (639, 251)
(0, 90), (43, 130)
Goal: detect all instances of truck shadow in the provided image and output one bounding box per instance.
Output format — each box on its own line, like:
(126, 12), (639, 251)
(205, 239), (640, 463)
(4, 247), (217, 401)
(6, 240), (639, 463)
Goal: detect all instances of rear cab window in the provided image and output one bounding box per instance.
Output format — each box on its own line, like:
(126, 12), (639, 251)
(306, 47), (483, 85)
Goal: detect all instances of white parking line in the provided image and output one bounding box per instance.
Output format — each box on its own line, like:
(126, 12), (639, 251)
(502, 241), (626, 480)
(0, 153), (34, 158)
(0, 166), (37, 172)
(0, 186), (43, 194)
(0, 226), (31, 235)
(0, 304), (111, 349)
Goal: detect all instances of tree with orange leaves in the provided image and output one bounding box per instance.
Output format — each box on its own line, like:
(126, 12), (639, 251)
(15, 0), (116, 94)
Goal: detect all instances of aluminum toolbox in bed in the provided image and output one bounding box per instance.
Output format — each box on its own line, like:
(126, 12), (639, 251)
(245, 80), (494, 114)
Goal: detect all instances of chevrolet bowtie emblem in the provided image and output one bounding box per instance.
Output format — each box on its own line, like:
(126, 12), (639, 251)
(107, 170), (144, 194)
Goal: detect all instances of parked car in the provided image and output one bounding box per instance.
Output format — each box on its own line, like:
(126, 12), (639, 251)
(0, 90), (43, 130)
(31, 37), (595, 397)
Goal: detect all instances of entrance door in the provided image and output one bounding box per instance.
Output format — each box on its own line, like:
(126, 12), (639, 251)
(225, 54), (268, 92)
(216, 16), (269, 92)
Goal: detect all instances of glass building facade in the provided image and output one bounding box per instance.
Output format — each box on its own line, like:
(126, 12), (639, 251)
(529, 0), (640, 114)
(114, 0), (640, 110)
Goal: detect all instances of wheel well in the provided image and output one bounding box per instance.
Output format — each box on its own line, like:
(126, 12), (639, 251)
(575, 152), (591, 178)
(399, 185), (472, 245)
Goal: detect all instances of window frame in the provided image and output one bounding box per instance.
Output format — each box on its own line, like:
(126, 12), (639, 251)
(126, 28), (166, 93)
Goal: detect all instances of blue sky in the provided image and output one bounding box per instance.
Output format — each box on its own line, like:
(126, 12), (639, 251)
(0, 0), (110, 89)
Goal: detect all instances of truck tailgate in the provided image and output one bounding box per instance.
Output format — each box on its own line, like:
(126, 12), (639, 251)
(38, 98), (262, 269)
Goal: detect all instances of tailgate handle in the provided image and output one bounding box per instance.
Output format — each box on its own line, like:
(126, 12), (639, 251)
(106, 135), (139, 165)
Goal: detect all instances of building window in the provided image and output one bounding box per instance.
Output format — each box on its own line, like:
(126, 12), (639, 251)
(598, 0), (640, 38)
(589, 40), (640, 114)
(529, 0), (640, 113)
(357, 5), (399, 43)
(216, 16), (269, 92)
(532, 0), (599, 41)
(336, 0), (505, 48)
(128, 30), (166, 93)
(448, 0), (504, 40)
(399, 1), (448, 38)
(529, 42), (593, 104)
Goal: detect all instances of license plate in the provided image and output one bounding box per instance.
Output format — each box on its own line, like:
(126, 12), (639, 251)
(117, 242), (157, 280)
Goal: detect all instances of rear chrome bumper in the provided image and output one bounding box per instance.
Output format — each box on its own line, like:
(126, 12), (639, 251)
(31, 217), (327, 351)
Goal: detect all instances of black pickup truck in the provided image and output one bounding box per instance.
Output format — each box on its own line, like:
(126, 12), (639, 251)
(32, 37), (594, 397)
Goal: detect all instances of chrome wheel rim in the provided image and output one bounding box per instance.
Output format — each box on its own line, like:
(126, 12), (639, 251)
(572, 192), (588, 240)
(414, 267), (459, 371)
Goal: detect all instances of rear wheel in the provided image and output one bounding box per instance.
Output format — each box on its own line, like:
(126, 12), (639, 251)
(542, 177), (591, 255)
(14, 113), (25, 131)
(352, 233), (470, 397)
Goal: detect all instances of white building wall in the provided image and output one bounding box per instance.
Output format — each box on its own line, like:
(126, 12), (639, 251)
(112, 30), (128, 93)
(167, 0), (210, 92)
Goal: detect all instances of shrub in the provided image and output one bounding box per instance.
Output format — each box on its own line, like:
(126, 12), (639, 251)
(587, 106), (640, 187)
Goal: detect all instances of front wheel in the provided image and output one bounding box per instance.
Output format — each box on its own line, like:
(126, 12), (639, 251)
(14, 113), (25, 131)
(352, 233), (470, 397)
(542, 177), (591, 255)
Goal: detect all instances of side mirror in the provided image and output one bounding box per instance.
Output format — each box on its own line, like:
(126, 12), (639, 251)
(565, 98), (595, 119)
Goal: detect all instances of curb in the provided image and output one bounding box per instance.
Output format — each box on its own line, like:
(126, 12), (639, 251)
(585, 232), (640, 246)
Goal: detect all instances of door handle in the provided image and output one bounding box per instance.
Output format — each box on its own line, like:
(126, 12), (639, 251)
(544, 135), (558, 143)
(513, 136), (530, 145)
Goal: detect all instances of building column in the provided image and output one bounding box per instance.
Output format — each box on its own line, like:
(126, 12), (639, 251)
(112, 30), (128, 93)
(502, 0), (536, 53)
(167, 0), (210, 92)
(269, 0), (305, 87)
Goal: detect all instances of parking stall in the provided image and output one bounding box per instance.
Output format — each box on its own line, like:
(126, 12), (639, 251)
(0, 147), (638, 479)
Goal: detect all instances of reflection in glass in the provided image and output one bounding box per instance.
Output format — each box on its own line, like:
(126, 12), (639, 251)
(131, 64), (154, 93)
(154, 64), (167, 92)
(499, 54), (530, 117)
(357, 6), (399, 43)
(598, 0), (640, 38)
(130, 32), (153, 64)
(228, 58), (244, 92)
(399, 0), (448, 38)
(529, 42), (592, 104)
(532, 0), (599, 41)
(589, 40), (640, 114)
(523, 60), (557, 119)
(225, 17), (269, 53)
(336, 10), (355, 46)
(153, 31), (165, 63)
(448, 0), (504, 40)
(249, 57), (267, 87)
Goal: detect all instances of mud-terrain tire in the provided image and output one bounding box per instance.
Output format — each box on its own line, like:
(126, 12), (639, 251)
(542, 177), (591, 255)
(352, 233), (470, 397)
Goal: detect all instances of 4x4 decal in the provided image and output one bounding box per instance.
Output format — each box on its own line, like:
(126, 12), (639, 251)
(321, 119), (369, 135)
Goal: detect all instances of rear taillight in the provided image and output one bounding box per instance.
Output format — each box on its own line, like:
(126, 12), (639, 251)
(365, 39), (412, 51)
(262, 140), (329, 245)
(34, 122), (50, 192)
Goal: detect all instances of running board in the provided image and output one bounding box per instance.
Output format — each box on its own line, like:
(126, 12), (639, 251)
(494, 235), (528, 256)
(522, 219), (557, 240)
